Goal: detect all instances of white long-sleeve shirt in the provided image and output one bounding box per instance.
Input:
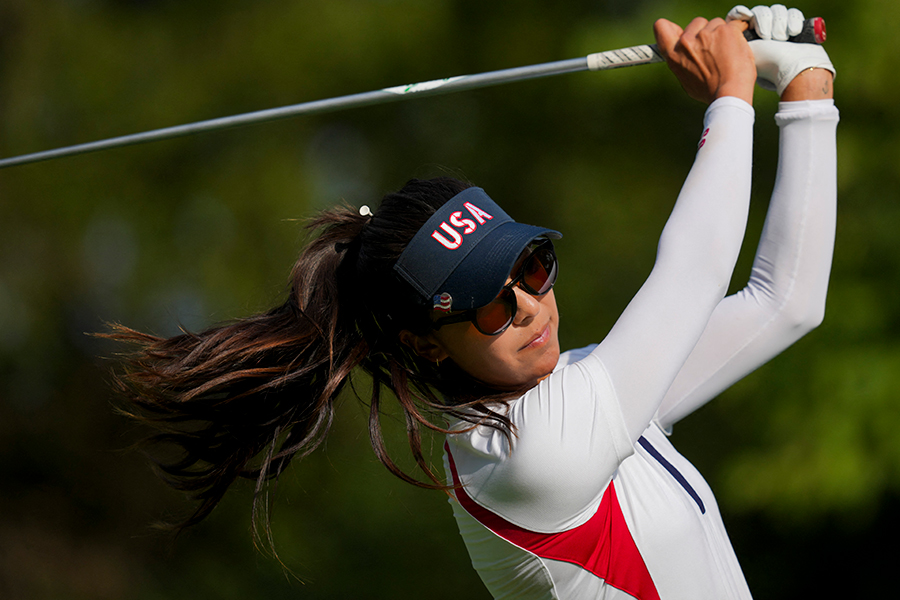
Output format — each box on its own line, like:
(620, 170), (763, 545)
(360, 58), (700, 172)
(445, 97), (840, 599)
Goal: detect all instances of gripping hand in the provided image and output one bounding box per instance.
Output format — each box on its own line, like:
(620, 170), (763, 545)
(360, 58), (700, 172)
(726, 4), (834, 95)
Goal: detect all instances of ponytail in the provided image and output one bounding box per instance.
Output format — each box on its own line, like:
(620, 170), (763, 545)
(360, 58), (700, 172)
(105, 177), (515, 541)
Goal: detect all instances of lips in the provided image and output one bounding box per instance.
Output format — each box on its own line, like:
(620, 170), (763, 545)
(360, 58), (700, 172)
(521, 324), (551, 351)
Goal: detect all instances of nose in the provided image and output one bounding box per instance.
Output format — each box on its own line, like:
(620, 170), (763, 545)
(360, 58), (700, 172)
(512, 286), (541, 325)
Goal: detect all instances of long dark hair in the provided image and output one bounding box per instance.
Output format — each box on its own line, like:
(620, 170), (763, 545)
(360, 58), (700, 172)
(104, 176), (516, 542)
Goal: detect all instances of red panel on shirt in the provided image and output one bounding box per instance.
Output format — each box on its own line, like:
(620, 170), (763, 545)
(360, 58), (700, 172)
(446, 444), (660, 600)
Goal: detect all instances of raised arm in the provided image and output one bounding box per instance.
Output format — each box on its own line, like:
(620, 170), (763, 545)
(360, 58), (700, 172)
(588, 17), (759, 442)
(656, 71), (837, 428)
(656, 8), (839, 429)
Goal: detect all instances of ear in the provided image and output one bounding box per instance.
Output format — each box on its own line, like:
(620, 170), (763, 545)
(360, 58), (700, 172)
(398, 330), (449, 363)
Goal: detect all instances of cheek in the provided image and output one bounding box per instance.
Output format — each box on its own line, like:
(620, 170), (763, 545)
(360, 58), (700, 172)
(442, 327), (560, 390)
(433, 290), (561, 390)
(441, 337), (516, 385)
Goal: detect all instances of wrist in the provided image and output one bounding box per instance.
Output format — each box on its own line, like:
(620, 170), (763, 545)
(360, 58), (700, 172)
(780, 67), (834, 101)
(715, 80), (755, 106)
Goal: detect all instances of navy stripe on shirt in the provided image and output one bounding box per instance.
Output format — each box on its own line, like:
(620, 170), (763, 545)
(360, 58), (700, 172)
(638, 436), (706, 514)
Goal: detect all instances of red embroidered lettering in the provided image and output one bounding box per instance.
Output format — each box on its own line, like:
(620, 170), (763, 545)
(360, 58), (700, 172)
(449, 211), (477, 234)
(432, 223), (463, 249)
(464, 202), (493, 225)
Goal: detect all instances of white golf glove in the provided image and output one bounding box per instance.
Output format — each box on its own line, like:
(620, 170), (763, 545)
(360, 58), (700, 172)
(726, 4), (835, 95)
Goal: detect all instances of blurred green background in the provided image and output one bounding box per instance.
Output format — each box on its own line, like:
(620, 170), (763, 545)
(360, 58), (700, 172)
(1, 0), (897, 597)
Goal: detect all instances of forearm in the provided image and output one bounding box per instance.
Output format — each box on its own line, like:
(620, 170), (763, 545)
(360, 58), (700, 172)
(751, 98), (839, 325)
(595, 97), (755, 441)
(656, 98), (839, 428)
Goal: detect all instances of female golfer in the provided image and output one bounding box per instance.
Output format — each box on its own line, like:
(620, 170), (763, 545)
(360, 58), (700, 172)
(109, 4), (837, 599)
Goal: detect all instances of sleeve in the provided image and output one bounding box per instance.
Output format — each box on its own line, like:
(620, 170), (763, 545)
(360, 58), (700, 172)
(655, 99), (840, 430)
(588, 97), (756, 442)
(447, 97), (756, 530)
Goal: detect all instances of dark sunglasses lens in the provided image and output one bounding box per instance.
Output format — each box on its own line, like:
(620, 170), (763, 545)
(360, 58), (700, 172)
(522, 247), (557, 295)
(474, 289), (516, 335)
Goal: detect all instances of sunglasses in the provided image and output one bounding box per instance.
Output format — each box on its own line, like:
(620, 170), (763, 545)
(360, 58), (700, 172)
(432, 239), (558, 336)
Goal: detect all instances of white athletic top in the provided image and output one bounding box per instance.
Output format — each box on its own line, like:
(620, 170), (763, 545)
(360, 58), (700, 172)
(444, 97), (840, 599)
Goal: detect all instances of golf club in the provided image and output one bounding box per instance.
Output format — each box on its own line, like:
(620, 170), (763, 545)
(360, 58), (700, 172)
(0, 18), (824, 170)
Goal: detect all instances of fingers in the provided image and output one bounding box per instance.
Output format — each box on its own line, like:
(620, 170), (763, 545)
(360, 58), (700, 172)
(737, 4), (806, 41)
(726, 18), (750, 34)
(770, 4), (789, 41)
(653, 18), (684, 57)
(786, 7), (804, 37)
(657, 16), (737, 56)
(726, 5), (754, 22)
(686, 18), (743, 55)
(655, 17), (727, 66)
(682, 16), (711, 40)
(655, 14), (756, 105)
(753, 5), (774, 39)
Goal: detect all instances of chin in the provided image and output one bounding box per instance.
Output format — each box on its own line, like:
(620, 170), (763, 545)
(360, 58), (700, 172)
(531, 342), (561, 385)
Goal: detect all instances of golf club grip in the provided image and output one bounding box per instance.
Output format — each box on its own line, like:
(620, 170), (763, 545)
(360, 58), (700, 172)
(743, 17), (826, 44)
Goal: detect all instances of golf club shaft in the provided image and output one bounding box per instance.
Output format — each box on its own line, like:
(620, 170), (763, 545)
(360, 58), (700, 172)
(0, 45), (663, 169)
(0, 15), (825, 170)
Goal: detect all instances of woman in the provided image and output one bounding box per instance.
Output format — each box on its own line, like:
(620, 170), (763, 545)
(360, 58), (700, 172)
(108, 5), (837, 599)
